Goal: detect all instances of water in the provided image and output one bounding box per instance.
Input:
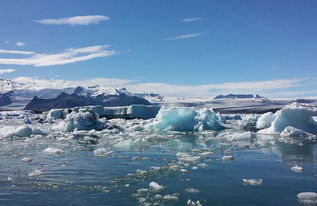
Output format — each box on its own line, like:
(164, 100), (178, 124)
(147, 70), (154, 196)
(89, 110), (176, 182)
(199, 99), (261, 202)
(0, 116), (317, 205)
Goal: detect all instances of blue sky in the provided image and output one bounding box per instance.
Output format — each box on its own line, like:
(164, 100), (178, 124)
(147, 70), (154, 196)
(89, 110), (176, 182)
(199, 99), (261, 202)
(0, 0), (317, 98)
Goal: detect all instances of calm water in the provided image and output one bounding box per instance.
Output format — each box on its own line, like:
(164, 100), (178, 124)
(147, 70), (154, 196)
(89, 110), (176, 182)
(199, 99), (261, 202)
(0, 132), (316, 206)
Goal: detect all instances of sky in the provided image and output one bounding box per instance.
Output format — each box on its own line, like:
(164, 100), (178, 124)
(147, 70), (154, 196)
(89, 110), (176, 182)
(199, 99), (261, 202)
(0, 0), (317, 98)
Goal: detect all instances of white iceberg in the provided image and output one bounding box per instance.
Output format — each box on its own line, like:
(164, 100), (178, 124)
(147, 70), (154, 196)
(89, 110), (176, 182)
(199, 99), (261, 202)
(65, 108), (105, 132)
(256, 112), (276, 129)
(43, 147), (64, 155)
(149, 181), (164, 191)
(297, 192), (317, 204)
(258, 103), (317, 135)
(280, 126), (313, 138)
(291, 165), (303, 173)
(149, 107), (224, 132)
(3, 125), (46, 138)
(242, 179), (263, 186)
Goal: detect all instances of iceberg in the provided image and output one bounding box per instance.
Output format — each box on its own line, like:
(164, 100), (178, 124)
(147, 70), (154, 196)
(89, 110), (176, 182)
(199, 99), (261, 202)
(2, 125), (46, 138)
(242, 179), (263, 186)
(256, 112), (276, 129)
(65, 108), (105, 132)
(149, 107), (225, 132)
(258, 103), (317, 135)
(297, 192), (317, 204)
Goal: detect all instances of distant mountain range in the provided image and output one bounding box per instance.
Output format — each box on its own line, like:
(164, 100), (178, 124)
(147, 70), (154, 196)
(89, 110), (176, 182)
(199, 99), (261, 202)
(214, 94), (265, 99)
(0, 79), (159, 111)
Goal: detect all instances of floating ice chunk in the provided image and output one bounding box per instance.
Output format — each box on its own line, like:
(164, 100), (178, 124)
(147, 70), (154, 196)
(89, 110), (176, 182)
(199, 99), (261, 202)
(28, 169), (42, 177)
(43, 147), (63, 155)
(23, 117), (32, 124)
(21, 157), (32, 162)
(221, 155), (234, 161)
(176, 152), (201, 163)
(297, 192), (317, 204)
(65, 108), (105, 132)
(185, 188), (200, 193)
(218, 131), (256, 141)
(187, 199), (203, 206)
(280, 126), (313, 138)
(149, 181), (164, 191)
(256, 112), (276, 129)
(242, 179), (263, 186)
(258, 103), (317, 135)
(127, 104), (161, 119)
(93, 148), (113, 157)
(149, 107), (224, 132)
(291, 165), (303, 173)
(47, 109), (66, 122)
(114, 138), (148, 150)
(163, 194), (179, 201)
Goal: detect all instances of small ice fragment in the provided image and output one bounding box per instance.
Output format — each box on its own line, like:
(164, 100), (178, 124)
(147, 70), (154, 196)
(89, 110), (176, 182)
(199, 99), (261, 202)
(180, 169), (188, 173)
(185, 188), (200, 193)
(28, 169), (42, 177)
(297, 192), (317, 204)
(93, 148), (113, 157)
(163, 194), (179, 201)
(200, 151), (213, 156)
(43, 147), (63, 155)
(291, 165), (303, 173)
(149, 181), (164, 191)
(221, 155), (234, 161)
(242, 179), (263, 186)
(21, 157), (32, 162)
(7, 176), (12, 181)
(187, 199), (203, 206)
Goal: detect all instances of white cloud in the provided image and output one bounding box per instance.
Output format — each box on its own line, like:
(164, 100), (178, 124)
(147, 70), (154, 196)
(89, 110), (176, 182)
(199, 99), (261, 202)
(0, 49), (35, 55)
(165, 32), (202, 40)
(9, 77), (306, 98)
(0, 45), (116, 67)
(181, 17), (203, 22)
(16, 41), (26, 47)
(0, 69), (16, 75)
(36, 15), (110, 26)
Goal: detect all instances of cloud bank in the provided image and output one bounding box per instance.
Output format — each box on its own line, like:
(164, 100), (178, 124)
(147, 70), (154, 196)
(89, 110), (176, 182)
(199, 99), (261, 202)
(0, 45), (116, 67)
(165, 32), (202, 40)
(36, 15), (110, 26)
(181, 17), (203, 22)
(9, 76), (308, 98)
(0, 69), (16, 75)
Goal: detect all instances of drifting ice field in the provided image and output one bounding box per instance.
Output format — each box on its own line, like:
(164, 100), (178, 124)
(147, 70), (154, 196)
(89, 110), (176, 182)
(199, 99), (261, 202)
(0, 104), (317, 206)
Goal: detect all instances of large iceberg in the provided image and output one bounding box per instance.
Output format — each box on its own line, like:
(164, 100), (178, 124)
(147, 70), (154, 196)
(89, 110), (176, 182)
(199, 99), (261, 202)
(256, 112), (276, 129)
(148, 107), (225, 132)
(258, 103), (317, 135)
(64, 108), (105, 132)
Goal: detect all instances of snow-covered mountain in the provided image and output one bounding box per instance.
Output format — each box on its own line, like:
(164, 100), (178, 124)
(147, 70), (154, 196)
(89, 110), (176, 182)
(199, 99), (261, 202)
(214, 94), (266, 99)
(0, 79), (155, 111)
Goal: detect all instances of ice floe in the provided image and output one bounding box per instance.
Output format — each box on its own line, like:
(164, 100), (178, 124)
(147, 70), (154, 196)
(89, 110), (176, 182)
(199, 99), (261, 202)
(258, 103), (317, 135)
(43, 147), (64, 155)
(242, 179), (263, 186)
(149, 181), (164, 191)
(291, 165), (303, 173)
(297, 192), (317, 204)
(149, 107), (225, 132)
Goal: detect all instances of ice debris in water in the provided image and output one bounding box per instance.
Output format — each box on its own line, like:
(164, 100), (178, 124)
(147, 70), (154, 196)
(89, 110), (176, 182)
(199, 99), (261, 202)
(43, 147), (64, 155)
(256, 112), (276, 129)
(176, 152), (201, 163)
(21, 157), (32, 163)
(281, 126), (314, 138)
(47, 109), (67, 122)
(23, 117), (32, 124)
(185, 188), (200, 193)
(163, 194), (179, 201)
(149, 107), (225, 131)
(258, 103), (317, 135)
(28, 169), (42, 177)
(221, 155), (234, 161)
(187, 199), (203, 206)
(291, 165), (303, 173)
(242, 179), (263, 186)
(3, 125), (46, 138)
(149, 181), (164, 191)
(93, 148), (113, 157)
(64, 108), (105, 132)
(297, 192), (317, 204)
